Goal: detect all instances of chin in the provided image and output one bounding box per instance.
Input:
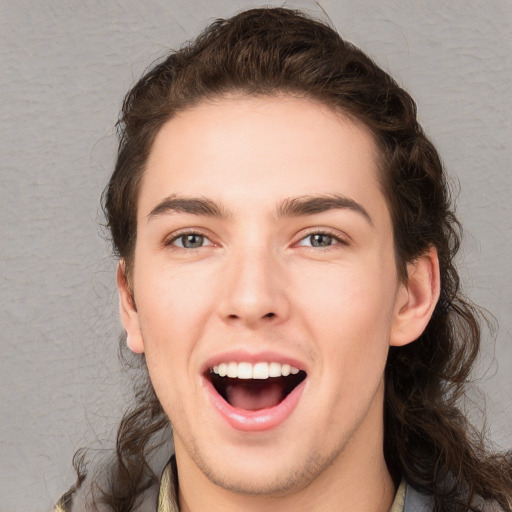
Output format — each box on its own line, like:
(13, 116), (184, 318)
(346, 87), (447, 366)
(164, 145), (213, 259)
(179, 431), (343, 498)
(199, 459), (318, 496)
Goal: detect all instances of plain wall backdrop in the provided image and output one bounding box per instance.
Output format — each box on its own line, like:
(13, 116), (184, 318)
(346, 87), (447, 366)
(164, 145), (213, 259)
(1, 1), (510, 510)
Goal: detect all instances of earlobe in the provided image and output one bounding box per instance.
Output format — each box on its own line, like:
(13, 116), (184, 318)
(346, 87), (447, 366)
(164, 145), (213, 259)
(117, 261), (145, 354)
(390, 247), (441, 347)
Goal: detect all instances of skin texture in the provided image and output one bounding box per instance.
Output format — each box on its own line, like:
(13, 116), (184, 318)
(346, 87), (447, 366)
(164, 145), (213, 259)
(118, 95), (440, 512)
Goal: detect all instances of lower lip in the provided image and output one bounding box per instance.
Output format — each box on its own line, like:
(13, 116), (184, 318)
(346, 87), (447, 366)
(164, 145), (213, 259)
(204, 377), (306, 432)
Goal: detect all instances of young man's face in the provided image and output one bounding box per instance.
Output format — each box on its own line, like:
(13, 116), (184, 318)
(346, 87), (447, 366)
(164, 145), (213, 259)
(119, 95), (416, 497)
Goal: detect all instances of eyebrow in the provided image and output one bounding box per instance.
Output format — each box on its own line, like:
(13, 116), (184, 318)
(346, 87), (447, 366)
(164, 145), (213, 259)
(147, 193), (373, 226)
(277, 194), (374, 226)
(148, 195), (229, 220)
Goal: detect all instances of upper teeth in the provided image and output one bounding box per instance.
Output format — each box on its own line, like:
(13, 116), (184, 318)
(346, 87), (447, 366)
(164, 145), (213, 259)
(211, 362), (300, 380)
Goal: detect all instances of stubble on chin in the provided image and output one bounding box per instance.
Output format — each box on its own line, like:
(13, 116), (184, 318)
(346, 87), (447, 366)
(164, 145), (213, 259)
(177, 434), (346, 498)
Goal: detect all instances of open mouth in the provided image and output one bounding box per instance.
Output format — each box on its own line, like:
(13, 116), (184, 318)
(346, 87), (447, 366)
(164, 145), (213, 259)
(207, 362), (307, 411)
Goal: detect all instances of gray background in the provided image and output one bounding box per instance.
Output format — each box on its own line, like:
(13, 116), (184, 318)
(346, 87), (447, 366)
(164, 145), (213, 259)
(1, 1), (510, 510)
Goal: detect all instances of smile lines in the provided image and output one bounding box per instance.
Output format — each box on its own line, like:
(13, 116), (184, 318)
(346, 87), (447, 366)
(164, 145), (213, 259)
(211, 362), (301, 380)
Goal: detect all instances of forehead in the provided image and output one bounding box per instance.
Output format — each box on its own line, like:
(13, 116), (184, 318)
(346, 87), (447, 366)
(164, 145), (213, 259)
(140, 95), (386, 221)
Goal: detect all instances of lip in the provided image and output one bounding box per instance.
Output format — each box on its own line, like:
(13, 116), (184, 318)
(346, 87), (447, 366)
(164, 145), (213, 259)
(203, 373), (306, 432)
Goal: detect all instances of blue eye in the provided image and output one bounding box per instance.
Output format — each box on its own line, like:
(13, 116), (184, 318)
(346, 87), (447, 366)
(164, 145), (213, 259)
(172, 233), (208, 248)
(298, 233), (338, 248)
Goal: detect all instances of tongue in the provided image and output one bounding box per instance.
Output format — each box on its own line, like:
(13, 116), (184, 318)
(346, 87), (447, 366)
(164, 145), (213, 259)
(225, 380), (285, 411)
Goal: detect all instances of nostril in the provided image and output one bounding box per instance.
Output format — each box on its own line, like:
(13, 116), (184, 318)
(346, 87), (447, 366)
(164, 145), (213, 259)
(224, 312), (276, 322)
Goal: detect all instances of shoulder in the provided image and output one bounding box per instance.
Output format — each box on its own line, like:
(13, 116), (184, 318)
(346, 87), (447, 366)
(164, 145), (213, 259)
(403, 485), (434, 512)
(53, 488), (74, 512)
(52, 461), (171, 512)
(403, 483), (509, 512)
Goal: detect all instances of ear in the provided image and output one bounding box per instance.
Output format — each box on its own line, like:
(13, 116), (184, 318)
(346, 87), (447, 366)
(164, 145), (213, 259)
(390, 247), (441, 347)
(117, 260), (145, 354)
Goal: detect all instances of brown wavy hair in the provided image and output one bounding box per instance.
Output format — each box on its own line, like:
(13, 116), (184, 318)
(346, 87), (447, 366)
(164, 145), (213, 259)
(67, 7), (511, 511)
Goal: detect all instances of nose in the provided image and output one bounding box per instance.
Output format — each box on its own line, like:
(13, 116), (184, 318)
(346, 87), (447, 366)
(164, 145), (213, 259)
(217, 246), (290, 328)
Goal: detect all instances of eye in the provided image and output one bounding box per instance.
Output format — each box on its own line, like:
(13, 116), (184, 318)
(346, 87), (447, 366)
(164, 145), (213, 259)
(170, 233), (212, 249)
(296, 232), (343, 248)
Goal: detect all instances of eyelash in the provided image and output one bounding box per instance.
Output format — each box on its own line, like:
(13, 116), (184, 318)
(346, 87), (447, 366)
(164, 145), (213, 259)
(164, 228), (349, 251)
(164, 230), (214, 250)
(294, 229), (349, 249)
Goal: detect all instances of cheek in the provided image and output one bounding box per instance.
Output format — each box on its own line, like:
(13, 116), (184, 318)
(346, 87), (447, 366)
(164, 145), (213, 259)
(136, 260), (218, 344)
(294, 263), (396, 381)
(298, 271), (393, 425)
(132, 266), (216, 404)
(136, 272), (212, 420)
(297, 266), (395, 336)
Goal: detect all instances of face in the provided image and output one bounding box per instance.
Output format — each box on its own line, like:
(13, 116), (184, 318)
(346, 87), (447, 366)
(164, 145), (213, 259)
(119, 95), (420, 497)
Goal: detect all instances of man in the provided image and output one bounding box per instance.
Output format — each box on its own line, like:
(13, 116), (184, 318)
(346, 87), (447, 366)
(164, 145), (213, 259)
(56, 8), (511, 512)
